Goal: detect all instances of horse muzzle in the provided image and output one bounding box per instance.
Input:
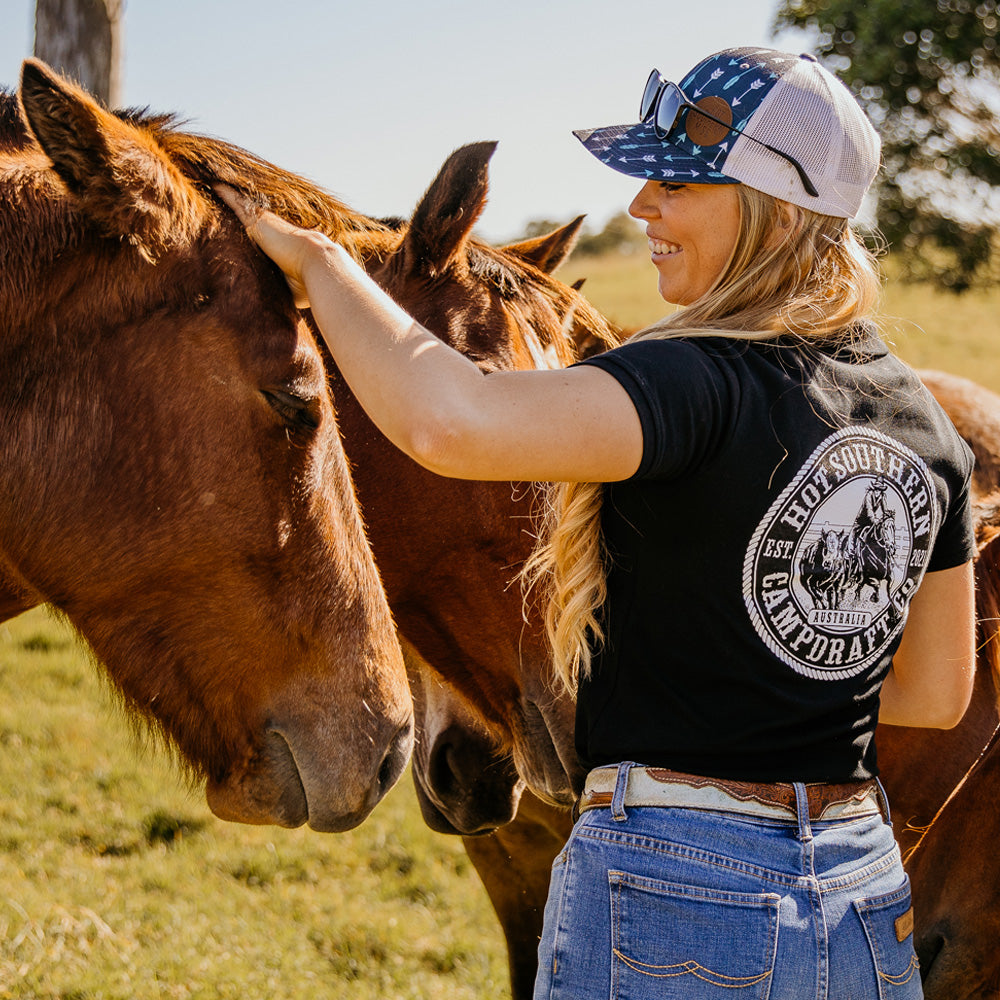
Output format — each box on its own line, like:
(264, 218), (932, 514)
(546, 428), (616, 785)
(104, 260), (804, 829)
(514, 697), (586, 806)
(411, 727), (524, 836)
(205, 716), (414, 831)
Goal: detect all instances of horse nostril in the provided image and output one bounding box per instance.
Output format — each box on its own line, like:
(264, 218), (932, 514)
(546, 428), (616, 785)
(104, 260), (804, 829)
(428, 739), (460, 797)
(377, 749), (395, 790)
(377, 721), (413, 795)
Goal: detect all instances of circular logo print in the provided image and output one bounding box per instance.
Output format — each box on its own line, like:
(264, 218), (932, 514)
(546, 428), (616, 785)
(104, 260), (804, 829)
(744, 427), (939, 680)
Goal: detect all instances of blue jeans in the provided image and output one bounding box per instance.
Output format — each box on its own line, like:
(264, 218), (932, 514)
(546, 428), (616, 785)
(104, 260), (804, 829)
(534, 772), (920, 999)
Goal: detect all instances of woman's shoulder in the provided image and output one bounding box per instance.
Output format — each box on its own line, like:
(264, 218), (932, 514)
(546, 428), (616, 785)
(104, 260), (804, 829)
(582, 331), (751, 366)
(577, 335), (755, 399)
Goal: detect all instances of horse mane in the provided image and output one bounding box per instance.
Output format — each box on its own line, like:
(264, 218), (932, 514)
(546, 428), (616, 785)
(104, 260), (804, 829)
(0, 89), (29, 150)
(1, 84), (616, 364)
(134, 116), (617, 362)
(468, 241), (618, 365)
(154, 123), (617, 363)
(133, 115), (399, 264)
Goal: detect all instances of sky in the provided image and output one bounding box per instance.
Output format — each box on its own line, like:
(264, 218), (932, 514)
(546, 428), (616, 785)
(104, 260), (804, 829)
(0, 0), (809, 242)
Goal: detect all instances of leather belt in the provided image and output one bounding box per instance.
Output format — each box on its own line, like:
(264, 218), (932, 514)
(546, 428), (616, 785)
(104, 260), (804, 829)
(577, 765), (885, 823)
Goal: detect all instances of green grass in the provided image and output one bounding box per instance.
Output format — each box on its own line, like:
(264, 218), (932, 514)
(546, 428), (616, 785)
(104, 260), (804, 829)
(0, 610), (509, 1000)
(560, 249), (670, 333)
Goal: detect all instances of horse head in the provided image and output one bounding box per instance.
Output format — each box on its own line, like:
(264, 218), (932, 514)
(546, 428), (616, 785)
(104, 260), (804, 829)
(404, 639), (525, 835)
(329, 143), (616, 827)
(0, 61), (412, 831)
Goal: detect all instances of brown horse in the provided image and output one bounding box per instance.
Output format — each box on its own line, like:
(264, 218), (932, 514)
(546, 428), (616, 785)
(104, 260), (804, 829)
(907, 636), (1000, 999)
(899, 490), (1000, 999)
(871, 371), (1000, 859)
(60, 105), (602, 827)
(1, 61), (413, 832)
(324, 143), (615, 819)
(55, 95), (597, 833)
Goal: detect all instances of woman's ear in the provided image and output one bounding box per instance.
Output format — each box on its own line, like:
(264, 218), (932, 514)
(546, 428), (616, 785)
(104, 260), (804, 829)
(767, 200), (802, 249)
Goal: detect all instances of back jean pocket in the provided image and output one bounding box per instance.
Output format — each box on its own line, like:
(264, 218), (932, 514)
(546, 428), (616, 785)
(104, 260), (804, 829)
(609, 869), (779, 999)
(853, 876), (921, 999)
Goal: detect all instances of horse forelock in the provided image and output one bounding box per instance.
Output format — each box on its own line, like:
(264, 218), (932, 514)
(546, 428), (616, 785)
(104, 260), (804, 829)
(466, 240), (618, 367)
(0, 89), (29, 150)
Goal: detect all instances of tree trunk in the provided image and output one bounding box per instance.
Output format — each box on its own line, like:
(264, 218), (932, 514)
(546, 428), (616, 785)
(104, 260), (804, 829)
(33, 0), (124, 107)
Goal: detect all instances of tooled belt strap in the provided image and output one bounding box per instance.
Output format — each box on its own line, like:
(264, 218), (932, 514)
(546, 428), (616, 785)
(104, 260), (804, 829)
(578, 765), (881, 821)
(645, 768), (879, 816)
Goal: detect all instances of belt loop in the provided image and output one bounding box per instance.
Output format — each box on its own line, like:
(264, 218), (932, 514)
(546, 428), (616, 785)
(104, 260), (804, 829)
(793, 782), (813, 842)
(875, 777), (892, 826)
(611, 761), (636, 822)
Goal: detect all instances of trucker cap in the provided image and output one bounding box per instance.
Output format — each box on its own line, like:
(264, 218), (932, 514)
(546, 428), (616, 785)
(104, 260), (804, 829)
(573, 47), (881, 219)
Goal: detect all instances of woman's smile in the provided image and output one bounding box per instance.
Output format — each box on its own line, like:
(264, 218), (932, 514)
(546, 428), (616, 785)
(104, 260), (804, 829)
(648, 237), (681, 257)
(629, 180), (741, 305)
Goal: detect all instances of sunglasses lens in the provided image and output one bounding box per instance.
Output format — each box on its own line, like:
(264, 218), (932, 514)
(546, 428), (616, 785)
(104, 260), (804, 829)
(640, 69), (662, 121)
(655, 84), (683, 139)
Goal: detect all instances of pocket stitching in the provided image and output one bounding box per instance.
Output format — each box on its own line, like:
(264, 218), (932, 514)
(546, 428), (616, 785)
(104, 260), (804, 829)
(877, 956), (919, 986)
(612, 948), (773, 986)
(853, 876), (921, 991)
(610, 870), (779, 996)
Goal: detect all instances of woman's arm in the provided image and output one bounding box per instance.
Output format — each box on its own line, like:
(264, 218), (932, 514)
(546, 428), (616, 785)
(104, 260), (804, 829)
(216, 186), (643, 483)
(878, 561), (976, 729)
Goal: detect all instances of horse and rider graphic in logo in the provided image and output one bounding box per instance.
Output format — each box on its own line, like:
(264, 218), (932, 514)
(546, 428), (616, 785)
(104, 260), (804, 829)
(744, 427), (939, 681)
(800, 478), (897, 613)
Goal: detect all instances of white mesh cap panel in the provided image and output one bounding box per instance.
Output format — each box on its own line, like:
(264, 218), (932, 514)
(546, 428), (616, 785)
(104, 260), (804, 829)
(723, 58), (880, 218)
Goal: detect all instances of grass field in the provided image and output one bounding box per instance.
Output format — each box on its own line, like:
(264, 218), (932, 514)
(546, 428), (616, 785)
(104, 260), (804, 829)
(2, 252), (999, 999)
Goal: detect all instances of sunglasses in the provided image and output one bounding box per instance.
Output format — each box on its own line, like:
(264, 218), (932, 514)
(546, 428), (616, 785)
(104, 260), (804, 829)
(640, 69), (818, 198)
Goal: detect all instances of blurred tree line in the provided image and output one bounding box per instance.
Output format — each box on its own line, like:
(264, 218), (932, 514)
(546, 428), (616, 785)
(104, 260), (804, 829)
(520, 212), (647, 257)
(775, 0), (1000, 291)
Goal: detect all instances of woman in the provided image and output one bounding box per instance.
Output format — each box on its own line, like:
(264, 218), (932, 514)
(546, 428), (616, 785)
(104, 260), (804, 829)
(219, 46), (974, 1000)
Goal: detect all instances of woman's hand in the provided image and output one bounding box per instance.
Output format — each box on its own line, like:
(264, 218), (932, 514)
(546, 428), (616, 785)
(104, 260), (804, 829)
(215, 189), (643, 484)
(214, 183), (331, 308)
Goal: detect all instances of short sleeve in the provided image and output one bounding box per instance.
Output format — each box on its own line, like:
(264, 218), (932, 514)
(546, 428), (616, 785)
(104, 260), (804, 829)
(576, 339), (737, 481)
(928, 447), (976, 571)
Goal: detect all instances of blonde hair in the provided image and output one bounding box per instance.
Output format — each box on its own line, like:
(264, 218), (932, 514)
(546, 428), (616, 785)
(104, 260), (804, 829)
(522, 184), (882, 696)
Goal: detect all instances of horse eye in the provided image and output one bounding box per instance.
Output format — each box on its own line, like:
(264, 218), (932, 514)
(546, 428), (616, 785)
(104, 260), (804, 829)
(262, 388), (320, 430)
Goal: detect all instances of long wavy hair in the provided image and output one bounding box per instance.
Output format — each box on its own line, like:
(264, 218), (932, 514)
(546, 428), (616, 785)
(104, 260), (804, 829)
(522, 183), (882, 696)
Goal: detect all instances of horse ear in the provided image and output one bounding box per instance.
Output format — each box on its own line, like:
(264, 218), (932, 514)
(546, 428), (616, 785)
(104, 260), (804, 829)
(504, 216), (585, 274)
(403, 141), (497, 278)
(18, 58), (206, 262)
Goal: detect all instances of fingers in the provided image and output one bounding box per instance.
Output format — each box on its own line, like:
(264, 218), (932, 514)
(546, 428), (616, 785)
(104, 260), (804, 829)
(214, 183), (306, 249)
(213, 183), (263, 230)
(212, 182), (314, 306)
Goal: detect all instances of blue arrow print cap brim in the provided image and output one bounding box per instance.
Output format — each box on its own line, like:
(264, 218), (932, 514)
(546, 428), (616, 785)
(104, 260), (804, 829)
(573, 121), (739, 185)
